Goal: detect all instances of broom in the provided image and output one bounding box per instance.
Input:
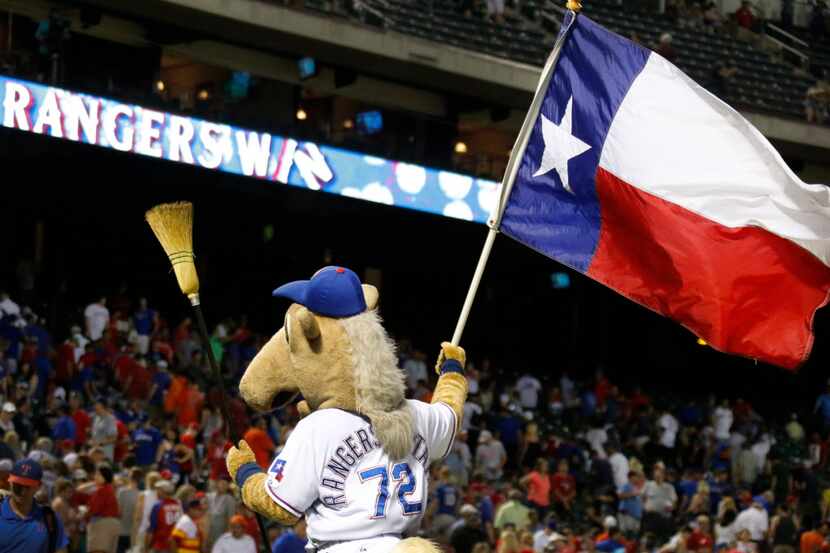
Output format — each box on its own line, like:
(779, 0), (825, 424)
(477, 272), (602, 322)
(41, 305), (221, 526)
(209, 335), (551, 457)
(145, 201), (272, 552)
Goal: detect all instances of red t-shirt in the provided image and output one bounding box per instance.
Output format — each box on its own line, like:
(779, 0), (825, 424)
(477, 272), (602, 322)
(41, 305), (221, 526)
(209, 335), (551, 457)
(115, 420), (130, 462)
(79, 352), (97, 369)
(56, 342), (75, 384)
(115, 355), (138, 387)
(72, 409), (91, 446)
(88, 483), (120, 519)
(687, 531), (714, 551)
(208, 440), (233, 481)
(127, 364), (151, 400)
(153, 341), (174, 364)
(177, 386), (204, 428)
(736, 7), (754, 28)
(551, 472), (576, 502)
(526, 471), (551, 507)
(149, 498), (183, 551)
(243, 428), (275, 469)
(70, 490), (91, 509)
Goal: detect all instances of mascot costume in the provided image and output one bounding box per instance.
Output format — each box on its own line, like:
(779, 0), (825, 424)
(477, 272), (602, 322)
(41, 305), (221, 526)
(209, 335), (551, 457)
(226, 266), (468, 553)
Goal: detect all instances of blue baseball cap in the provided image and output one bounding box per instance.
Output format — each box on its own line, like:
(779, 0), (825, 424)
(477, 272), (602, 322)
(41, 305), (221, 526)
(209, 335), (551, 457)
(9, 459), (42, 487)
(272, 266), (367, 318)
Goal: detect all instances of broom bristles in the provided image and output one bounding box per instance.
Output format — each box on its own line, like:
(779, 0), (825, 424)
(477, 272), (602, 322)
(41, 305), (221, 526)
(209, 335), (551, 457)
(145, 202), (200, 298)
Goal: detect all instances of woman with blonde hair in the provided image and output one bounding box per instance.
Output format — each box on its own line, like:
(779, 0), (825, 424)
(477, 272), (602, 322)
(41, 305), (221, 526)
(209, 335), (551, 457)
(132, 470), (161, 551)
(498, 530), (522, 553)
(687, 482), (710, 517)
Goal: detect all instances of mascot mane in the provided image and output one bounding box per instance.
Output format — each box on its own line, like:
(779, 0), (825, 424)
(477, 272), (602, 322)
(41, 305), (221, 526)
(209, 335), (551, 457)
(341, 310), (413, 460)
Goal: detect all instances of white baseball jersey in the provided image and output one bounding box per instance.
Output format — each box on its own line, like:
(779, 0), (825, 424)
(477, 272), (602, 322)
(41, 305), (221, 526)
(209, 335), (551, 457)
(263, 400), (457, 542)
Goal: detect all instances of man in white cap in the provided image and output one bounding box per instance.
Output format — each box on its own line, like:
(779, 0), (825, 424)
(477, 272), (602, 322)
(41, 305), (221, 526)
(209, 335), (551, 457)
(449, 504), (486, 553)
(0, 402), (16, 434)
(475, 430), (506, 481)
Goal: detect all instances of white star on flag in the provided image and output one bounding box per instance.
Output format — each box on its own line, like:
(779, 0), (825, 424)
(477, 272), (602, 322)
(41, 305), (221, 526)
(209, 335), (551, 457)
(533, 96), (591, 194)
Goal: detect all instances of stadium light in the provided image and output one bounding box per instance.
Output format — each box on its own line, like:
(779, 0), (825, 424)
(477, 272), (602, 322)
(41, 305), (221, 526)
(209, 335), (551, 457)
(454, 141), (468, 154)
(296, 108), (308, 121)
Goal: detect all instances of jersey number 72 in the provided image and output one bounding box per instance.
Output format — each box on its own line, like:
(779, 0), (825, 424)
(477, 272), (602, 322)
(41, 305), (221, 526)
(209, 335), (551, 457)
(358, 463), (423, 519)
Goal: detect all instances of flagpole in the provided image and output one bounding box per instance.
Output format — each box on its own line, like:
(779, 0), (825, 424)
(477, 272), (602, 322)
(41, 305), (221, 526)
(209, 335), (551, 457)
(450, 3), (582, 347)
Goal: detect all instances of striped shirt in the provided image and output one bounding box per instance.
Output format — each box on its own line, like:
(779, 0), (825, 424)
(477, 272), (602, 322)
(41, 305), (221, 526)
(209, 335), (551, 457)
(171, 514), (201, 553)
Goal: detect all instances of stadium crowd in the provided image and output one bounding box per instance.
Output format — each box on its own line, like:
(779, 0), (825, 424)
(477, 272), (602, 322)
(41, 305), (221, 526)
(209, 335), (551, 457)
(1, 285), (830, 553)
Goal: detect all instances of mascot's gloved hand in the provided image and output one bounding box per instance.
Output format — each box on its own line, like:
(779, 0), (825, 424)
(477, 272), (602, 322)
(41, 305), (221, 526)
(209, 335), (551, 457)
(226, 440), (300, 525)
(227, 440), (259, 484)
(434, 341), (466, 375)
(432, 342), (468, 435)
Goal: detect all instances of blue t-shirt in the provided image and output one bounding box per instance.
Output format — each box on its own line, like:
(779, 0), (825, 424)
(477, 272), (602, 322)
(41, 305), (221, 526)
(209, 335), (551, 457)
(71, 366), (94, 393)
(24, 325), (51, 354)
(581, 391), (597, 417)
(618, 482), (643, 519)
(678, 404), (703, 426)
(496, 416), (523, 446)
(150, 372), (172, 406)
(34, 355), (51, 400)
(478, 496), (494, 523)
(816, 394), (830, 421)
(597, 539), (626, 553)
(435, 483), (459, 515)
(52, 416), (76, 442)
(133, 427), (162, 466)
(676, 479), (698, 499)
(272, 531), (307, 553)
(0, 497), (68, 553)
(133, 309), (156, 336)
(0, 321), (22, 359)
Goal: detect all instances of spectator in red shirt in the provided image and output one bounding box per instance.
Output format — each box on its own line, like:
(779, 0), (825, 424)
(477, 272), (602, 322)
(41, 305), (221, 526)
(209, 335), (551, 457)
(687, 515), (714, 552)
(147, 480), (183, 552)
(551, 460), (577, 518)
(735, 1), (755, 29)
(520, 458), (551, 517)
(70, 392), (91, 447)
(82, 465), (121, 553)
(114, 419), (130, 464)
(151, 336), (174, 365)
(123, 357), (151, 400)
(56, 337), (76, 387)
(243, 417), (276, 469)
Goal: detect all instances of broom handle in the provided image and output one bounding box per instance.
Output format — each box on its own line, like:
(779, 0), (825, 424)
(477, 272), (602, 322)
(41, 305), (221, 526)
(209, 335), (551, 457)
(190, 302), (273, 553)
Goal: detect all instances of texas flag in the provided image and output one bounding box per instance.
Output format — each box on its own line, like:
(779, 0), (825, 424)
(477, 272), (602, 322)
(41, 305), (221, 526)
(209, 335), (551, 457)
(496, 12), (830, 369)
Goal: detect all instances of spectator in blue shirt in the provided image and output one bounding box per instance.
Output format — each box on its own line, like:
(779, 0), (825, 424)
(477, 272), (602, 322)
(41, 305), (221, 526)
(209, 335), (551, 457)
(618, 471), (643, 537)
(814, 382), (830, 430)
(149, 360), (172, 409)
(133, 298), (158, 356)
(272, 519), (307, 553)
(596, 528), (627, 553)
(51, 405), (76, 443)
(0, 459), (68, 553)
(133, 416), (163, 469)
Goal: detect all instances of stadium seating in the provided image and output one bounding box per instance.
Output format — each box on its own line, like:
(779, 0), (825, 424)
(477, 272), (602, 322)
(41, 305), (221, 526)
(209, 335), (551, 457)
(323, 0), (817, 120)
(576, 0), (814, 118)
